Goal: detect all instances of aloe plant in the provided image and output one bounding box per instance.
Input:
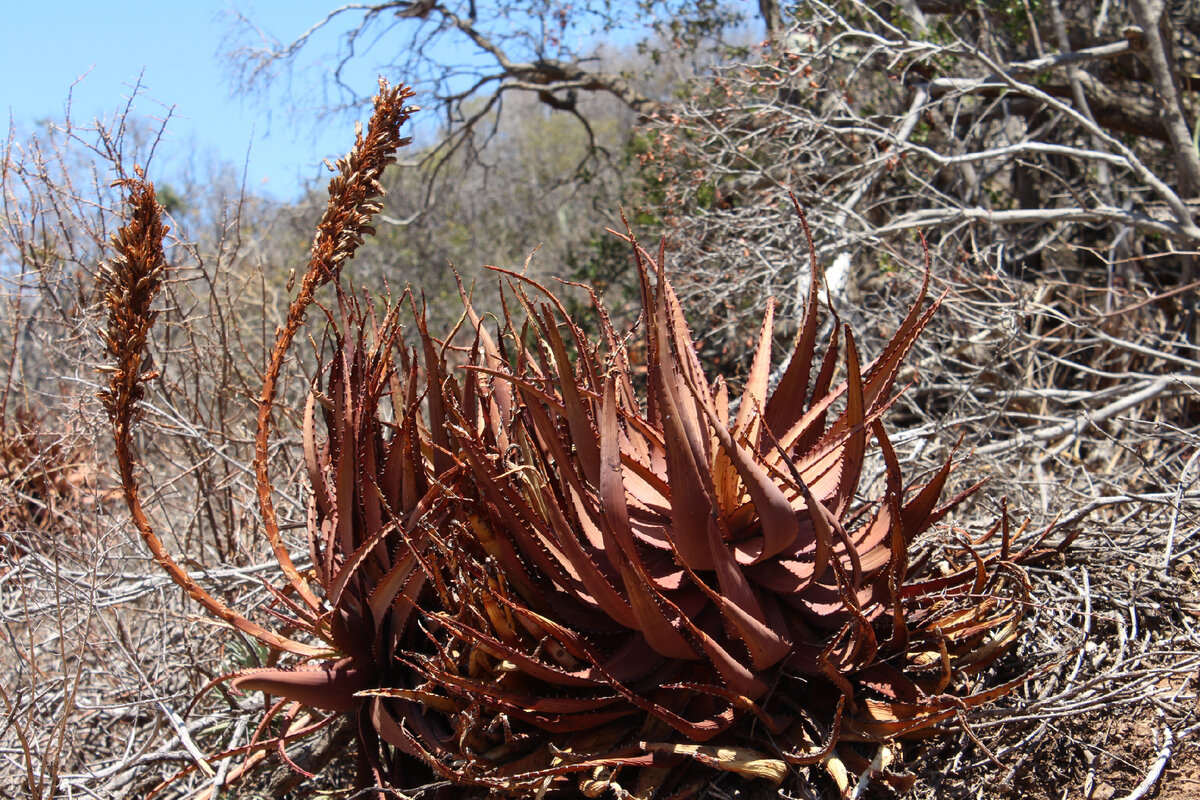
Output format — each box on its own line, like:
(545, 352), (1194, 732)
(382, 224), (1033, 796)
(101, 81), (1034, 798)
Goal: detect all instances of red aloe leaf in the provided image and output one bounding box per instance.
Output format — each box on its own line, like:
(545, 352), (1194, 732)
(368, 697), (460, 773)
(869, 420), (911, 650)
(303, 388), (332, 520)
(663, 680), (787, 734)
(898, 560), (996, 599)
(775, 324), (842, 458)
(850, 671), (1030, 740)
(403, 666), (633, 724)
(827, 554), (879, 665)
(473, 701), (638, 734)
(780, 695), (845, 766)
(650, 472), (792, 671)
(327, 502), (398, 612)
(829, 329), (866, 518)
(541, 482), (640, 629)
(609, 525), (700, 662)
(461, 335), (483, 433)
(417, 671), (628, 714)
(862, 296), (940, 416)
(657, 262), (717, 466)
(770, 436), (833, 588)
(854, 663), (923, 703)
(692, 538), (793, 671)
(909, 475), (987, 545)
(504, 591), (608, 666)
(359, 443), (384, 564)
(676, 615), (770, 701)
(388, 375), (427, 514)
(640, 247), (714, 423)
(731, 298), (774, 443)
(745, 543), (817, 594)
(603, 380), (767, 696)
(455, 273), (514, 424)
(787, 388), (906, 508)
(367, 551), (424, 631)
(231, 663), (368, 713)
(451, 424), (580, 599)
(412, 294), (454, 477)
(685, 371), (800, 564)
(713, 375), (730, 429)
(847, 422), (904, 561)
(599, 380), (702, 659)
(356, 687), (461, 714)
(765, 200), (823, 438)
(331, 354), (357, 566)
(711, 377), (741, 517)
(506, 296), (602, 488)
(647, 323), (720, 569)
(429, 612), (610, 688)
(617, 449), (672, 518)
(467, 503), (547, 608)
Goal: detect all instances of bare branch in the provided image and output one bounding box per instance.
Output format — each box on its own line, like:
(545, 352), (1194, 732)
(1129, 0), (1200, 196)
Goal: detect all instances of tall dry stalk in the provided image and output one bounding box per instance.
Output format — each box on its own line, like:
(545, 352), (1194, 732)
(253, 79), (416, 610)
(98, 173), (321, 656)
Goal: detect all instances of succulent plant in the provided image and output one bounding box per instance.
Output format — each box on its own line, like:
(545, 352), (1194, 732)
(101, 81), (1034, 799)
(381, 224), (1033, 796)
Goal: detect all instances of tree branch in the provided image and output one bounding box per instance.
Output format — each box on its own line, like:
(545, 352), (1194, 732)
(871, 205), (1199, 243)
(759, 0), (783, 40)
(1129, 0), (1200, 196)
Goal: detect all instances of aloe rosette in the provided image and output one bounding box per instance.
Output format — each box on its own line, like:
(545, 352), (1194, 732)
(371, 223), (1032, 795)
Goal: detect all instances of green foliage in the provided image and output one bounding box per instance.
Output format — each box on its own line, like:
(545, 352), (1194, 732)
(567, 232), (629, 296)
(981, 0), (1042, 44)
(155, 183), (188, 215)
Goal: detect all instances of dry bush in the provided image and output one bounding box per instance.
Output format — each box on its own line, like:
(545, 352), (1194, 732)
(641, 0), (1200, 354)
(905, 261), (1200, 800)
(0, 89), (329, 800)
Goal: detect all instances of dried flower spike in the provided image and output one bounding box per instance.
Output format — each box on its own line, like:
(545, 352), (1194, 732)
(99, 176), (321, 658)
(97, 174), (166, 428)
(254, 78), (418, 609)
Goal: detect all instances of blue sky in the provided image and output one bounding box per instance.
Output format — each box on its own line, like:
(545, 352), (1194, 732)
(1, 1), (383, 201)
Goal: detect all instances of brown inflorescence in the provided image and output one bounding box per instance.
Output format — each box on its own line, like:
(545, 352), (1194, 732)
(97, 175), (167, 432)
